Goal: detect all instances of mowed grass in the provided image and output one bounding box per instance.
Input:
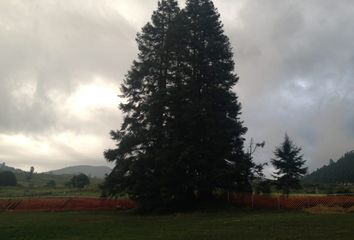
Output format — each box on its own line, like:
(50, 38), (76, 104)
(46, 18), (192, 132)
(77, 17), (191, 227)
(0, 208), (353, 240)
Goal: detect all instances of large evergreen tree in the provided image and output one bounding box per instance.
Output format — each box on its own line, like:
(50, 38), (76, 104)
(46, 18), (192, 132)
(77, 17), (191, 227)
(169, 0), (251, 197)
(103, 0), (251, 210)
(103, 0), (181, 210)
(271, 134), (307, 195)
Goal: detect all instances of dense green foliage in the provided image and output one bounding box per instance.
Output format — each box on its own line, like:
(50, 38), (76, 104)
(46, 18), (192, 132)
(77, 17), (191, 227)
(104, 0), (251, 210)
(1, 210), (354, 240)
(303, 151), (354, 184)
(271, 134), (307, 195)
(0, 171), (17, 186)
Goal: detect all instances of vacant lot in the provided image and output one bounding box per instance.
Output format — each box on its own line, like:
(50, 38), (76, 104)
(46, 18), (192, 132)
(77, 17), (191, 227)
(0, 209), (353, 240)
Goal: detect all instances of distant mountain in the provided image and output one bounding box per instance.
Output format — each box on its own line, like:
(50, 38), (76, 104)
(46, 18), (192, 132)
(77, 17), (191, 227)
(47, 165), (112, 179)
(303, 151), (354, 184)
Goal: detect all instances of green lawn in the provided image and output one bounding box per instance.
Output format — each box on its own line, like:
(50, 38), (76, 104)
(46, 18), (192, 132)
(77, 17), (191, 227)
(0, 208), (353, 240)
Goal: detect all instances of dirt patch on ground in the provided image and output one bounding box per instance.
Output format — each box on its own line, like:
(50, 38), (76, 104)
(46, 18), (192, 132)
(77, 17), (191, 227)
(304, 205), (354, 214)
(347, 206), (354, 212)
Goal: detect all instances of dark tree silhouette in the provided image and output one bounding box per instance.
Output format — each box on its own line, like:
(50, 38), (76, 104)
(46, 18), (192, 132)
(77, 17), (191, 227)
(170, 0), (250, 198)
(67, 174), (90, 189)
(103, 0), (181, 210)
(103, 0), (251, 211)
(26, 166), (35, 181)
(271, 134), (307, 195)
(0, 171), (17, 186)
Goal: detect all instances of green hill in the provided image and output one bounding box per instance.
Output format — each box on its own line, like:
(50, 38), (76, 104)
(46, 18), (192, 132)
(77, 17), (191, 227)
(303, 151), (354, 184)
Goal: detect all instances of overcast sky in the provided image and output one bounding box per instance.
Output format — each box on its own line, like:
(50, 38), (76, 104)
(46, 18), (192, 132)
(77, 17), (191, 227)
(1, 0), (354, 173)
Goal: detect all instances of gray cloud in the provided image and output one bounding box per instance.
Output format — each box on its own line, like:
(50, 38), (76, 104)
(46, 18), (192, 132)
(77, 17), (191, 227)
(226, 0), (354, 170)
(0, 0), (136, 133)
(0, 0), (136, 170)
(1, 0), (354, 172)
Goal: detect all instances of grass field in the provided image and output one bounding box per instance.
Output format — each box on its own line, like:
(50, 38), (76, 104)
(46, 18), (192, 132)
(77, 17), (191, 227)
(0, 208), (353, 240)
(0, 184), (102, 198)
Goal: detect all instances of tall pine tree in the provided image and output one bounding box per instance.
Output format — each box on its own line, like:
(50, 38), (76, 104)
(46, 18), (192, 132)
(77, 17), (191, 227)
(271, 134), (307, 195)
(104, 0), (252, 210)
(171, 0), (251, 197)
(103, 0), (180, 210)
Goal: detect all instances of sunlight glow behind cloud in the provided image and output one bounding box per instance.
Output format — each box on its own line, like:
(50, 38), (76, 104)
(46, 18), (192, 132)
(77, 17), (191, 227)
(67, 78), (119, 119)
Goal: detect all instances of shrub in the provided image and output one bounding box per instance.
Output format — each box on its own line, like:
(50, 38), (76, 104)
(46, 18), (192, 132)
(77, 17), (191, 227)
(0, 171), (17, 186)
(67, 174), (90, 189)
(45, 180), (56, 188)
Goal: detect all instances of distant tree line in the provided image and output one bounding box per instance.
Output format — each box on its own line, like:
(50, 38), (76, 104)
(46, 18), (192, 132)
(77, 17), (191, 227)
(303, 151), (354, 184)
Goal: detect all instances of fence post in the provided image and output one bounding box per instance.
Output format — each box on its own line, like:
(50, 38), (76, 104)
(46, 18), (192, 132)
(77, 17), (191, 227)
(277, 196), (280, 210)
(251, 194), (254, 209)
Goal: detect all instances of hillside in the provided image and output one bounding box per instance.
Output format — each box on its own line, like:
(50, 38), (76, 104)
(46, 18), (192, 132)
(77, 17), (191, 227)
(47, 165), (111, 179)
(0, 163), (24, 174)
(303, 151), (354, 184)
(0, 163), (105, 187)
(0, 163), (74, 187)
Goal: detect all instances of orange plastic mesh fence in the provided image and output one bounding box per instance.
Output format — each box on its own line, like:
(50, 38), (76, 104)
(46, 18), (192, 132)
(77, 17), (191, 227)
(2, 194), (353, 211)
(228, 193), (354, 209)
